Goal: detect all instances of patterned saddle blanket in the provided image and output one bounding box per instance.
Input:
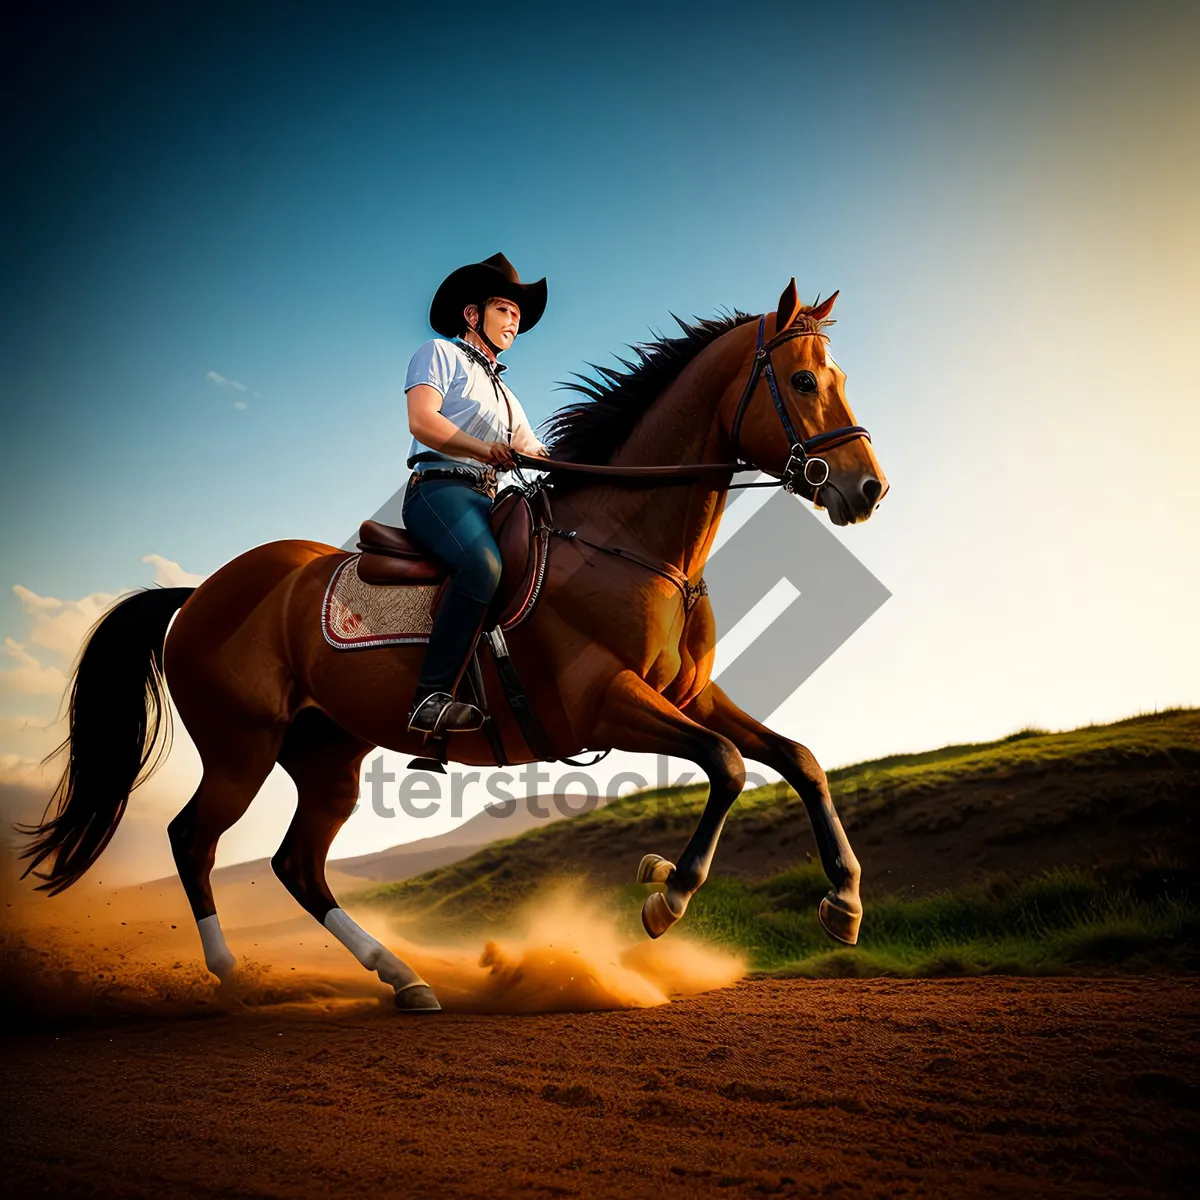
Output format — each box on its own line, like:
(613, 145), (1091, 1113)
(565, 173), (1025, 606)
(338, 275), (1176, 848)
(321, 489), (547, 651)
(323, 558), (440, 649)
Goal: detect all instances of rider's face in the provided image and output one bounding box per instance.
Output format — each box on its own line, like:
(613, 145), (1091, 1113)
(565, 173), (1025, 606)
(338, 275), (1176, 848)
(475, 298), (521, 352)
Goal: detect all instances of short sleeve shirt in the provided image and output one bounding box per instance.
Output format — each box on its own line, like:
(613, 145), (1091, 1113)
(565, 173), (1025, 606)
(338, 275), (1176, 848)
(404, 337), (545, 472)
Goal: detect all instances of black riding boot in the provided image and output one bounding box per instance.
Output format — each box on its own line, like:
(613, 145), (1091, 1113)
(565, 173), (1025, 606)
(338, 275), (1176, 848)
(407, 588), (490, 734)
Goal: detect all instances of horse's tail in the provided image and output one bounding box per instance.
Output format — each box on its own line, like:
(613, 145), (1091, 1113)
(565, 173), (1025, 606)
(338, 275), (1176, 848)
(18, 586), (195, 895)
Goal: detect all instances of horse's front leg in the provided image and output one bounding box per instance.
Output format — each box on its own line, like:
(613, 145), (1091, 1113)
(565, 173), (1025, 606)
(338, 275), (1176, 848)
(593, 670), (746, 938)
(681, 681), (863, 945)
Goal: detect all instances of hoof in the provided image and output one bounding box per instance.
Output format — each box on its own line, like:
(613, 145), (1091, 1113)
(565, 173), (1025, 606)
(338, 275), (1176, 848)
(636, 853), (675, 885)
(393, 982), (442, 1013)
(818, 892), (862, 946)
(206, 955), (238, 985)
(641, 890), (684, 939)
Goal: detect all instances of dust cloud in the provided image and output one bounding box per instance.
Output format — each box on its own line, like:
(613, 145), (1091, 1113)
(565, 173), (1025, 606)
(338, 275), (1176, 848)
(0, 855), (744, 1025)
(382, 882), (745, 1012)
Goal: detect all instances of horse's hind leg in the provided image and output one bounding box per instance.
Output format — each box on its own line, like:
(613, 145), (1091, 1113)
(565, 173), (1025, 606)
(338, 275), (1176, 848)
(593, 671), (746, 938)
(272, 709), (440, 1012)
(682, 681), (862, 944)
(167, 724), (283, 981)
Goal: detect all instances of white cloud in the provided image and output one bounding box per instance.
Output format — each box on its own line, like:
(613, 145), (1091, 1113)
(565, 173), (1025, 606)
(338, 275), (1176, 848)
(141, 554), (207, 588)
(3, 557), (205, 707)
(12, 584), (118, 656)
(0, 639), (66, 696)
(206, 370), (258, 401)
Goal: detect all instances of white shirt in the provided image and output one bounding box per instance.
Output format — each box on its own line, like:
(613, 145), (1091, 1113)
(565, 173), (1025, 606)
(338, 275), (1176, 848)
(404, 337), (545, 472)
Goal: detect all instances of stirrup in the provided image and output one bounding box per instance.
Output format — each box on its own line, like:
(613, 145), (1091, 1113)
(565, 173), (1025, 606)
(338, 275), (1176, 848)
(407, 692), (485, 734)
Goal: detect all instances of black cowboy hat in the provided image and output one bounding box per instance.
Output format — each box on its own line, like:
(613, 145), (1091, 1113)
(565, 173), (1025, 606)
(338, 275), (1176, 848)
(429, 252), (547, 338)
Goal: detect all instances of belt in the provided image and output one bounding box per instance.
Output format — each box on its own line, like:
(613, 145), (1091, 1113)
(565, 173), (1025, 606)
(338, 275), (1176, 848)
(409, 466), (497, 499)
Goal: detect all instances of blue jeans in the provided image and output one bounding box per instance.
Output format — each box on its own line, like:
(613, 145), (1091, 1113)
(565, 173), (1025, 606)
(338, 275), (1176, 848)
(402, 479), (502, 699)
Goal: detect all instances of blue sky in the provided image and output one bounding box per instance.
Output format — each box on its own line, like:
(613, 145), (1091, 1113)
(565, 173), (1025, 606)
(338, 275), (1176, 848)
(2, 1), (1073, 589)
(3, 2), (1197, 877)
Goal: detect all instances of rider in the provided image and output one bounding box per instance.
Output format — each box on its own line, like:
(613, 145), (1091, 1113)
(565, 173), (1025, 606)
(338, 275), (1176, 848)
(403, 252), (548, 736)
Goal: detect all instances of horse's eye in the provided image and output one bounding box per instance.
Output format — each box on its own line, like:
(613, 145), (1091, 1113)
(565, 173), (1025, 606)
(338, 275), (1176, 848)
(791, 370), (817, 393)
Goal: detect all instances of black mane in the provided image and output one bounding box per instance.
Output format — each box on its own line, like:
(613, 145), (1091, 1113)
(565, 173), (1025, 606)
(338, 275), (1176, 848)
(540, 310), (758, 472)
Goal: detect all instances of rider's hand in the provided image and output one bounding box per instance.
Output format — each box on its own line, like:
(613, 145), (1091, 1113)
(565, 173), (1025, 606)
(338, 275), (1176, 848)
(483, 441), (518, 470)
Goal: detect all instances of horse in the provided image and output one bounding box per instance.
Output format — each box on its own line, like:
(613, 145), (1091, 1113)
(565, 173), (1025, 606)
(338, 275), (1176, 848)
(20, 280), (888, 1011)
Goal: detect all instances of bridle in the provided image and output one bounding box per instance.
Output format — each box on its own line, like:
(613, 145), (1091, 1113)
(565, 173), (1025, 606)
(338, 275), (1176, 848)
(728, 314), (871, 496)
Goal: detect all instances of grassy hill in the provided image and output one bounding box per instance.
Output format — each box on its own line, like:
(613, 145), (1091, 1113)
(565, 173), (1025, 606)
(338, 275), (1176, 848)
(351, 709), (1200, 976)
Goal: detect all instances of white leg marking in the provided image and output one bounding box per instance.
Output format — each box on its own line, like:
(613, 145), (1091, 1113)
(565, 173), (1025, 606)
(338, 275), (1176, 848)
(197, 914), (237, 981)
(324, 908), (424, 990)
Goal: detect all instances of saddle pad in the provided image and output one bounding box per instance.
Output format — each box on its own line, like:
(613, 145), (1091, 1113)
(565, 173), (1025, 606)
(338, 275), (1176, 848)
(322, 555), (438, 650)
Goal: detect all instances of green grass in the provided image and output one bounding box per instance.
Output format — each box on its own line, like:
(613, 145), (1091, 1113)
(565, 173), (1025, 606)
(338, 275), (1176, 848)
(672, 865), (1200, 977)
(359, 861), (1200, 979)
(359, 861), (1200, 981)
(814, 705), (1200, 828)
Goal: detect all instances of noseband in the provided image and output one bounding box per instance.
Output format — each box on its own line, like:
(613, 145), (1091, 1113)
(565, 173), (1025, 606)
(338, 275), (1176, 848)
(729, 314), (871, 495)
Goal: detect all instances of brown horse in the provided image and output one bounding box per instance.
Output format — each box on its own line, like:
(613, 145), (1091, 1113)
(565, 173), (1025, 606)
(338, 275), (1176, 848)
(21, 280), (888, 1011)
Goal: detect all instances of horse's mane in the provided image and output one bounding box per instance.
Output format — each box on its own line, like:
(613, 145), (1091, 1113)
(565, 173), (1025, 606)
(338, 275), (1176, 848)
(540, 309), (759, 471)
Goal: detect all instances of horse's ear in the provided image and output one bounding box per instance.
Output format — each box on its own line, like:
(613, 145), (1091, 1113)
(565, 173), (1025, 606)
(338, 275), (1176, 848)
(774, 278), (801, 335)
(808, 290), (840, 323)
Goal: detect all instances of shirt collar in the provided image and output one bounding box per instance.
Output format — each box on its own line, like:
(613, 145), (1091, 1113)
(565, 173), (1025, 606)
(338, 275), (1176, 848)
(453, 336), (508, 376)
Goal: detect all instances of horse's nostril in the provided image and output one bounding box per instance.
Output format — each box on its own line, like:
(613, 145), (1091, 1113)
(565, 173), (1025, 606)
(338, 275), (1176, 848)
(862, 477), (882, 506)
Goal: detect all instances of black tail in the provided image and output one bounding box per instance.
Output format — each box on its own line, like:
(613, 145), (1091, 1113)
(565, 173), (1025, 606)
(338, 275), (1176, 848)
(18, 587), (195, 895)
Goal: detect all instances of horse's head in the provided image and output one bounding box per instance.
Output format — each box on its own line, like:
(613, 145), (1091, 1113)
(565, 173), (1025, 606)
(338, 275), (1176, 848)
(724, 280), (888, 526)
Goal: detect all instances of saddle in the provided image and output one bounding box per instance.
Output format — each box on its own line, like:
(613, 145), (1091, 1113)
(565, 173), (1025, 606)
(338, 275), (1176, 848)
(355, 487), (549, 631)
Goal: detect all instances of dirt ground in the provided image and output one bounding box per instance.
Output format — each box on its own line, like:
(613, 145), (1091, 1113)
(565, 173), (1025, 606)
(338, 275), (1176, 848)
(3, 977), (1198, 1199)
